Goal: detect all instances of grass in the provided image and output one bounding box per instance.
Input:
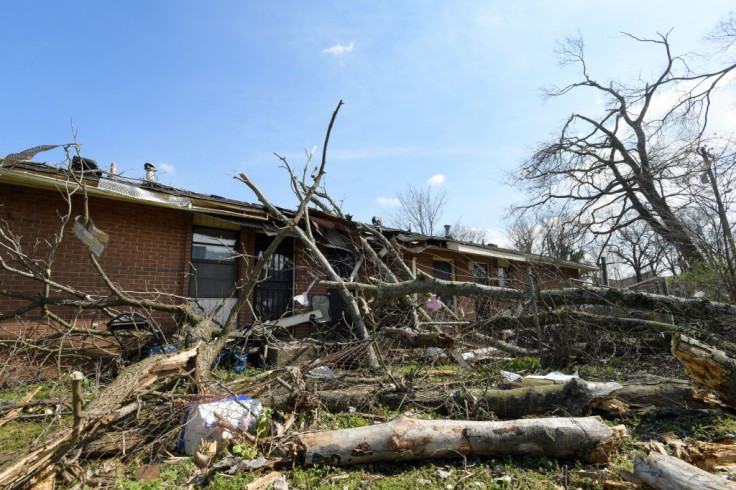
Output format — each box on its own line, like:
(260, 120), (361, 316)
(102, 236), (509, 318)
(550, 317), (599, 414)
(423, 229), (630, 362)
(2, 354), (733, 489)
(283, 458), (602, 489)
(623, 407), (736, 442)
(0, 419), (47, 453)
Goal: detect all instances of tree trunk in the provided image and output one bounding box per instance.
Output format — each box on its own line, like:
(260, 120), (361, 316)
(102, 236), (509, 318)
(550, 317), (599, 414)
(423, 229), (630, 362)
(381, 327), (455, 348)
(266, 378), (711, 417)
(328, 275), (736, 318)
(612, 376), (712, 410)
(633, 451), (736, 489)
(671, 333), (736, 406)
(297, 415), (625, 465)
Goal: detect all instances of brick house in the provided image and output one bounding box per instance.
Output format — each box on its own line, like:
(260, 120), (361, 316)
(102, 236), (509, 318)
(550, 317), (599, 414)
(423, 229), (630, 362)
(0, 161), (596, 340)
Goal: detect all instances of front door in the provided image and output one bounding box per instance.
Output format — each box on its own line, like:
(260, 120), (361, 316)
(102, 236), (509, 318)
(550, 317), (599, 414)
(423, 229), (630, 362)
(253, 235), (294, 321)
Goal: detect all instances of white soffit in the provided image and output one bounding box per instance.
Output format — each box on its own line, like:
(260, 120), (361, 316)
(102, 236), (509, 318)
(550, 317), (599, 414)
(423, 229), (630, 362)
(446, 242), (527, 262)
(97, 178), (191, 207)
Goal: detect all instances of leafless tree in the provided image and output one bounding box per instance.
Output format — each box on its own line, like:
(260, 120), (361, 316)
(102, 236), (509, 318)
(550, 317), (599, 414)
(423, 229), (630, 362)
(507, 216), (536, 253)
(390, 184), (448, 236)
(450, 223), (487, 243)
(506, 212), (588, 262)
(607, 220), (672, 283)
(511, 29), (736, 289)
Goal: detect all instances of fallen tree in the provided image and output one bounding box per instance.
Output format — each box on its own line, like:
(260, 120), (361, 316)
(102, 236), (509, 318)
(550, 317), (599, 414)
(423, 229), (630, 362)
(633, 451), (736, 489)
(672, 333), (736, 406)
(296, 415), (626, 465)
(380, 327), (455, 348)
(265, 377), (713, 419)
(326, 272), (736, 320)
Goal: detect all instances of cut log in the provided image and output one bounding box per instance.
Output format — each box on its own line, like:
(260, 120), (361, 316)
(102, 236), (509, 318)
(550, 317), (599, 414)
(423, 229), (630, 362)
(297, 415), (625, 465)
(285, 378), (621, 417)
(612, 375), (713, 410)
(447, 378), (623, 419)
(633, 451), (736, 489)
(381, 327), (455, 348)
(268, 378), (710, 418)
(672, 334), (736, 406)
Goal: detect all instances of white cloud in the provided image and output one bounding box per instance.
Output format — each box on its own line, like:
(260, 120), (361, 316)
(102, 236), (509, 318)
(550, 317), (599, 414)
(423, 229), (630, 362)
(377, 196), (400, 206)
(322, 42), (354, 56)
(427, 174), (445, 186)
(158, 162), (175, 174)
(485, 229), (512, 248)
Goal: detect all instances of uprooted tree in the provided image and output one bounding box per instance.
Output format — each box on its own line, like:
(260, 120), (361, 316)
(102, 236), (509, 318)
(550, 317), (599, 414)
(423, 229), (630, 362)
(2, 99), (736, 487)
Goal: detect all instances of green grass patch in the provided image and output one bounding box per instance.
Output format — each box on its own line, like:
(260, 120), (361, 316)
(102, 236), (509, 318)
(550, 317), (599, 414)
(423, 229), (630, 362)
(316, 412), (371, 430)
(624, 408), (736, 442)
(0, 420), (46, 452)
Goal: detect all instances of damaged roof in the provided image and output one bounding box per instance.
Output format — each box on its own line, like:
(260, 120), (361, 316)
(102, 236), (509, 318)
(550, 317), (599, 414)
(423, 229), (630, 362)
(1, 160), (596, 272)
(384, 227), (598, 272)
(0, 161), (269, 221)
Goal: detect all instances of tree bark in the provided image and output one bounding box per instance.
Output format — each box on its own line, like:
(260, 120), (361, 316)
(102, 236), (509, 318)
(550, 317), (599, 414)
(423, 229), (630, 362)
(633, 451), (736, 489)
(672, 333), (736, 407)
(327, 274), (736, 318)
(612, 376), (712, 410)
(381, 327), (455, 348)
(480, 310), (736, 354)
(297, 415), (625, 465)
(266, 378), (711, 417)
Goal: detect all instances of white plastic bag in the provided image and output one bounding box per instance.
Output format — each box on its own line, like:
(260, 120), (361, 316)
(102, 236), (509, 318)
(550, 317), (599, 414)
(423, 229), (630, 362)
(179, 396), (262, 455)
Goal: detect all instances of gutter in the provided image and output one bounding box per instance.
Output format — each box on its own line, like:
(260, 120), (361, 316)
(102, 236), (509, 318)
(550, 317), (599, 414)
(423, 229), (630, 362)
(0, 166), (269, 221)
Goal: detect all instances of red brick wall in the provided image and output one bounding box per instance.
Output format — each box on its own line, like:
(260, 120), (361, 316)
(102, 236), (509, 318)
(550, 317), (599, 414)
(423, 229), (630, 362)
(0, 181), (583, 338)
(0, 183), (192, 331)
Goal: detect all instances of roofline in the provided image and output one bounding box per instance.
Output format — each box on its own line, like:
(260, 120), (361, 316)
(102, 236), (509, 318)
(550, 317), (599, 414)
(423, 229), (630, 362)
(446, 241), (597, 271)
(0, 163), (269, 220)
(523, 253), (599, 272)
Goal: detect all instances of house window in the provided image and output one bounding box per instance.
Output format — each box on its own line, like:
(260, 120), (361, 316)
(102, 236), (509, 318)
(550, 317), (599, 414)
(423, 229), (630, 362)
(498, 260), (511, 288)
(432, 260), (454, 308)
(189, 227), (239, 298)
(472, 262), (490, 286)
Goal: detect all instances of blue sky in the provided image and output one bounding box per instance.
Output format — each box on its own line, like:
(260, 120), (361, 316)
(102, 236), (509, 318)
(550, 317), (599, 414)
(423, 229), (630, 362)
(2, 1), (734, 245)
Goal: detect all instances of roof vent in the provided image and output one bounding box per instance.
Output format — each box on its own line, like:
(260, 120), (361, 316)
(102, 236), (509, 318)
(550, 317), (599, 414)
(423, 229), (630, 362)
(444, 224), (451, 238)
(144, 162), (157, 181)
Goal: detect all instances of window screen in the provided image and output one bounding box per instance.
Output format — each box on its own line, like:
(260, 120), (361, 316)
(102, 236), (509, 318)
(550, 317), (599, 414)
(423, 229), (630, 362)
(189, 227), (239, 298)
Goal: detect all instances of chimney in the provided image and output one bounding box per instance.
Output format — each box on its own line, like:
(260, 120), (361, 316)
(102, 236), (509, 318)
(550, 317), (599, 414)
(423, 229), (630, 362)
(109, 162), (117, 175)
(144, 162), (157, 181)
(444, 224), (451, 238)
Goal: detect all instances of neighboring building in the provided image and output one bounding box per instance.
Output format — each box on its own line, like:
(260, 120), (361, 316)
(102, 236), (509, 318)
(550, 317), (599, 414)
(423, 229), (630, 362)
(0, 161), (596, 339)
